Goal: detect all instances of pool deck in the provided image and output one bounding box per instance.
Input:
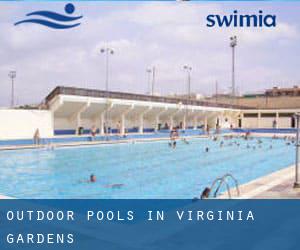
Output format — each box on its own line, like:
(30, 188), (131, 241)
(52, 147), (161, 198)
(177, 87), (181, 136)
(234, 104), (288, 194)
(219, 165), (300, 199)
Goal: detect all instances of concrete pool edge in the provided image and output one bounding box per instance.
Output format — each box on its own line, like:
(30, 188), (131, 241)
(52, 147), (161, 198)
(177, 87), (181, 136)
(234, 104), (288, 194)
(219, 165), (300, 199)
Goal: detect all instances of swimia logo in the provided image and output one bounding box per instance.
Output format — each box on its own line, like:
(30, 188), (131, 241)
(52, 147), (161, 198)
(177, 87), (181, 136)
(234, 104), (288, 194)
(206, 10), (276, 28)
(14, 3), (83, 29)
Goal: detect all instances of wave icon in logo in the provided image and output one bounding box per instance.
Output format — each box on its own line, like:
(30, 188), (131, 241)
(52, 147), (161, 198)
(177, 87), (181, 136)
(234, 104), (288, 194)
(14, 3), (82, 29)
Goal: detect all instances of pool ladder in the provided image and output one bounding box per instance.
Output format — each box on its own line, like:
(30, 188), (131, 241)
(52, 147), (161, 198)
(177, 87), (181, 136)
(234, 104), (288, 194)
(209, 173), (240, 198)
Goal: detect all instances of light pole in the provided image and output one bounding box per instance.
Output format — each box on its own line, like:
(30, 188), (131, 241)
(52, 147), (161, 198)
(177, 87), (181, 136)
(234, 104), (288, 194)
(183, 65), (192, 130)
(183, 65), (192, 102)
(8, 71), (16, 108)
(100, 47), (114, 136)
(230, 36), (237, 98)
(294, 113), (300, 188)
(215, 80), (218, 103)
(152, 66), (156, 96)
(146, 66), (156, 95)
(146, 68), (152, 95)
(100, 47), (114, 93)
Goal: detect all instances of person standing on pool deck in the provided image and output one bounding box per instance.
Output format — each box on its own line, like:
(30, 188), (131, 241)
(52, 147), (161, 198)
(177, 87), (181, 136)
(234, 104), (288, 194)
(90, 125), (97, 141)
(103, 122), (107, 134)
(272, 119), (277, 129)
(206, 126), (210, 135)
(116, 121), (121, 135)
(33, 128), (41, 145)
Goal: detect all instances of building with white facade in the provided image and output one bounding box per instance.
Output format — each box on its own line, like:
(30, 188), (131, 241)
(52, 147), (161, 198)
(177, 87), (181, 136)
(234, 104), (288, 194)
(0, 86), (299, 141)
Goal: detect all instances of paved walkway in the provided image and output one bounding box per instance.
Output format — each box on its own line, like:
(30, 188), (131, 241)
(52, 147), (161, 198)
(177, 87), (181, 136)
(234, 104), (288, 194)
(220, 165), (300, 199)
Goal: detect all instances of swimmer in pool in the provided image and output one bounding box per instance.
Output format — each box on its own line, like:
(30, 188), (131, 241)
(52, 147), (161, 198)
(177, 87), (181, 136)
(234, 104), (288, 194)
(106, 184), (124, 189)
(78, 174), (96, 184)
(200, 187), (211, 199)
(90, 174), (96, 183)
(205, 147), (209, 153)
(182, 138), (190, 144)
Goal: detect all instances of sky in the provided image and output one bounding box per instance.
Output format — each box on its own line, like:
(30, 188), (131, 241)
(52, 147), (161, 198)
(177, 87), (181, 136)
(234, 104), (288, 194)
(1, 1), (300, 106)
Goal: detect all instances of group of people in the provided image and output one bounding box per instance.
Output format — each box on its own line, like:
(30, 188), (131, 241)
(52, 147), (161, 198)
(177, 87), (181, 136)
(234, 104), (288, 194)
(210, 131), (298, 154)
(82, 121), (127, 140)
(211, 134), (275, 151)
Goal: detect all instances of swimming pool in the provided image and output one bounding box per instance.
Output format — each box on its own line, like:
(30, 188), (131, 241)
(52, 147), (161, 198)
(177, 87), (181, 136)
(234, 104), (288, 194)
(0, 136), (295, 198)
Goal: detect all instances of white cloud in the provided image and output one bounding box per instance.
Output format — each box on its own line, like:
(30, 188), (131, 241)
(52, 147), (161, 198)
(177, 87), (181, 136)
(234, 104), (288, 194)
(0, 2), (300, 106)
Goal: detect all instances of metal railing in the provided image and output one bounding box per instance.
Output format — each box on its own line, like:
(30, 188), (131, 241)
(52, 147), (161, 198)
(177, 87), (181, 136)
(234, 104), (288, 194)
(45, 86), (251, 109)
(209, 173), (240, 198)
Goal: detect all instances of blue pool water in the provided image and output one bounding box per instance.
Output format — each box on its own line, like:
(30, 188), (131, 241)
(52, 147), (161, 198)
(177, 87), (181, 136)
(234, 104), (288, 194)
(0, 137), (295, 199)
